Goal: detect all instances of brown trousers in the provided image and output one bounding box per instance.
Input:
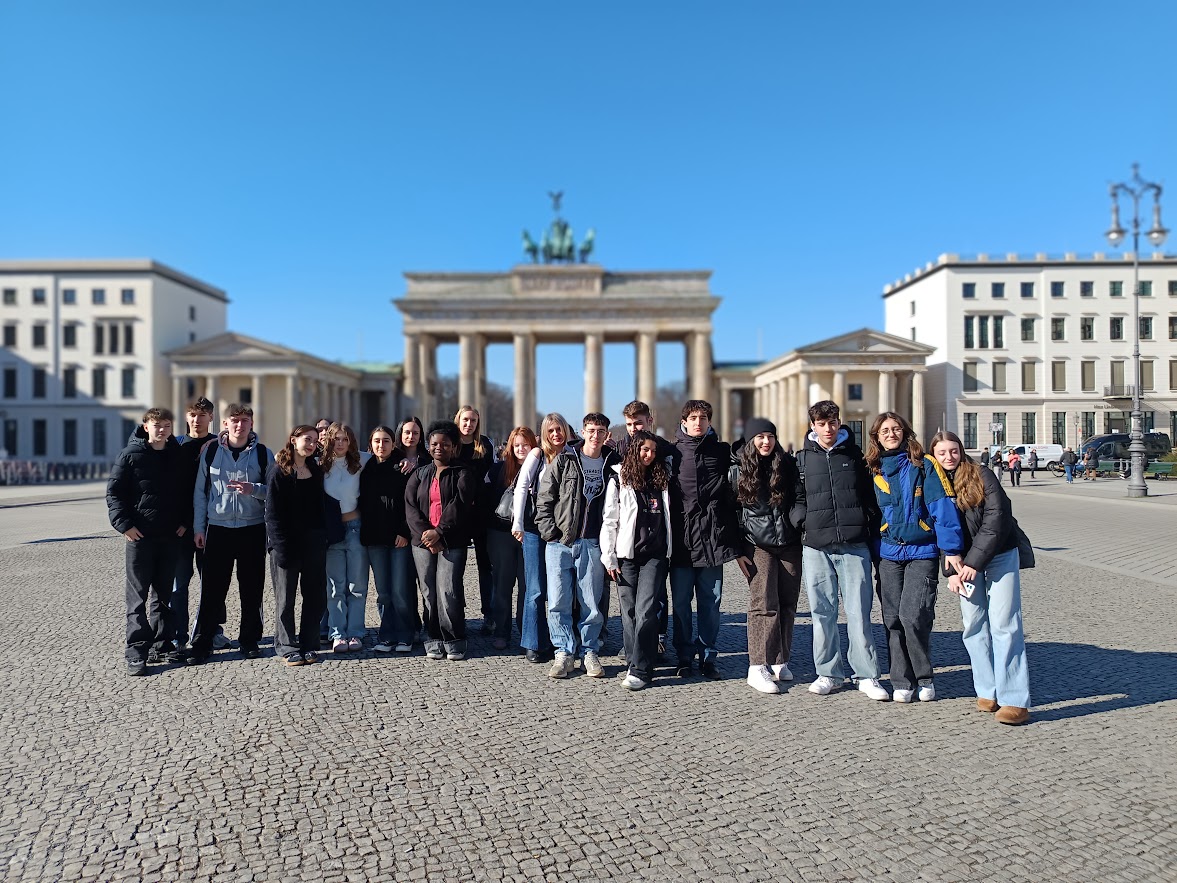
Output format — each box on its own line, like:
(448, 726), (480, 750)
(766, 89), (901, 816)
(746, 544), (802, 667)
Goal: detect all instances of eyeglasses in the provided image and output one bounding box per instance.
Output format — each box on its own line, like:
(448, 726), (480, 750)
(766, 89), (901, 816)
(583, 428), (608, 436)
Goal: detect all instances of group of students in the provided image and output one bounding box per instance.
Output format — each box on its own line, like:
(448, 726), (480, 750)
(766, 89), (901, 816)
(107, 394), (1033, 725)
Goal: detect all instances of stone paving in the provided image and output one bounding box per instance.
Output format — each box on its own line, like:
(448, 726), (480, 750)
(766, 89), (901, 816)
(0, 484), (1175, 882)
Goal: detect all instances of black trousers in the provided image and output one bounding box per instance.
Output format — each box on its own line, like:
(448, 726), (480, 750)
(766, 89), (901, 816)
(878, 557), (938, 691)
(125, 535), (179, 664)
(270, 530), (327, 657)
(192, 523), (266, 654)
(618, 557), (668, 682)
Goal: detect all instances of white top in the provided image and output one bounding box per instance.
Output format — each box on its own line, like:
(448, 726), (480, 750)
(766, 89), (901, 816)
(512, 448), (545, 533)
(323, 452), (371, 514)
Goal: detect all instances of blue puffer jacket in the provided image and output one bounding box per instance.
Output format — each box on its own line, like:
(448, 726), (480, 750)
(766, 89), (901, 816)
(873, 449), (963, 562)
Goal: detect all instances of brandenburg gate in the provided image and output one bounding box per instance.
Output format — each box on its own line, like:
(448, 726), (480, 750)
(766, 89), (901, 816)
(395, 263), (720, 427)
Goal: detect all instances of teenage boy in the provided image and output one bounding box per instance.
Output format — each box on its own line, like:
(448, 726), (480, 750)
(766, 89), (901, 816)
(667, 399), (740, 680)
(536, 412), (618, 679)
(188, 404), (274, 664)
(107, 408), (185, 675)
(171, 397), (216, 653)
(791, 400), (888, 701)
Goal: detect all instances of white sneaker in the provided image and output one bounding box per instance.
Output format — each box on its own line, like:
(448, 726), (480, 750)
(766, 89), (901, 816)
(857, 677), (891, 701)
(917, 680), (936, 702)
(771, 663), (794, 682)
(808, 676), (840, 695)
(621, 673), (648, 691)
(747, 665), (780, 694)
(583, 651), (604, 678)
(212, 633), (232, 650)
(892, 688), (915, 704)
(548, 652), (572, 679)
(373, 641), (394, 653)
(394, 642), (412, 653)
(424, 648), (444, 660)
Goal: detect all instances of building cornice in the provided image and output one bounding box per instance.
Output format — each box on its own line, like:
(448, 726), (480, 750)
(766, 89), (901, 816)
(0, 259), (228, 302)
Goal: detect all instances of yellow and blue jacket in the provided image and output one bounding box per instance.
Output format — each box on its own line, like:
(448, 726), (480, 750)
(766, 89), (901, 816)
(872, 449), (963, 562)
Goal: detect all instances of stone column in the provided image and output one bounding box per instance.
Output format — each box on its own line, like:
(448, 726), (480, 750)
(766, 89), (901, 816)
(458, 333), (475, 409)
(636, 331), (657, 405)
(776, 380), (787, 430)
(474, 334), (487, 418)
(797, 370), (811, 443)
(584, 332), (603, 415)
(911, 370), (926, 444)
(418, 334), (437, 425)
(402, 333), (419, 401)
(513, 333), (534, 430)
(284, 375), (296, 436)
(315, 379), (326, 420)
(172, 375), (183, 420)
(878, 370), (893, 413)
(784, 376), (796, 445)
(689, 330), (713, 402)
(206, 376), (220, 419)
(832, 370), (846, 408)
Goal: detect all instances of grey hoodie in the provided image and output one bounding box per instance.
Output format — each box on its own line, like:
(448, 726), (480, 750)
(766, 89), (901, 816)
(193, 430), (274, 535)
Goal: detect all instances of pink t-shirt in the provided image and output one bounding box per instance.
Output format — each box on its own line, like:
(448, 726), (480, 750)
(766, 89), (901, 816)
(428, 474), (443, 528)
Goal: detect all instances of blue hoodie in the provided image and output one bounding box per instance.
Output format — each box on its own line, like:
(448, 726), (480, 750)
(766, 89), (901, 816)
(872, 449), (963, 562)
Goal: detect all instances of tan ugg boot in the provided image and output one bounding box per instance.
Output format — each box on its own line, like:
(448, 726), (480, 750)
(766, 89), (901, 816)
(976, 697), (999, 713)
(995, 705), (1029, 725)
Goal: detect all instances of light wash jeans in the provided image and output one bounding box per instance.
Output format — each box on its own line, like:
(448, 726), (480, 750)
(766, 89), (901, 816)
(1064, 464), (1074, 483)
(545, 538), (604, 657)
(803, 542), (880, 680)
(669, 565), (723, 665)
(367, 543), (413, 644)
(959, 546), (1031, 708)
(521, 532), (551, 652)
(326, 518), (370, 640)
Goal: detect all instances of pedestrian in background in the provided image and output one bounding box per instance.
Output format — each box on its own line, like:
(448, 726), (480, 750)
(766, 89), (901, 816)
(1006, 449), (1021, 487)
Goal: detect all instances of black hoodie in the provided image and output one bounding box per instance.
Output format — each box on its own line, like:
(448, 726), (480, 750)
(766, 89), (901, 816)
(106, 428), (183, 537)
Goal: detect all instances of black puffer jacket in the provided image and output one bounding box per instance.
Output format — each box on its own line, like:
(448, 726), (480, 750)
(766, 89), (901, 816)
(729, 439), (803, 550)
(791, 428), (880, 550)
(359, 454), (411, 547)
(106, 428), (183, 537)
(669, 427), (740, 568)
(952, 465), (1020, 571)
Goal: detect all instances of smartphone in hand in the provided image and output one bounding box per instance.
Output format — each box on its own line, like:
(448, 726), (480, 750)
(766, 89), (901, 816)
(959, 580), (976, 599)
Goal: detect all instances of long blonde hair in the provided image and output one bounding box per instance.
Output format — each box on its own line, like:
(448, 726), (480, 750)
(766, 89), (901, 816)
(454, 405), (486, 457)
(539, 412), (570, 463)
(929, 430), (984, 510)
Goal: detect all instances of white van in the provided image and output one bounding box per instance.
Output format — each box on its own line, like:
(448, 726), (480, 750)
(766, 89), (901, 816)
(987, 443), (1064, 469)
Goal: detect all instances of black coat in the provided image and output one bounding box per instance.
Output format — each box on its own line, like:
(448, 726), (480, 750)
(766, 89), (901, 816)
(729, 439), (803, 550)
(791, 429), (880, 550)
(264, 458), (326, 567)
(668, 428), (741, 568)
(176, 433), (214, 531)
(954, 466), (1020, 571)
(405, 462), (477, 550)
(358, 454), (411, 547)
(106, 428), (183, 537)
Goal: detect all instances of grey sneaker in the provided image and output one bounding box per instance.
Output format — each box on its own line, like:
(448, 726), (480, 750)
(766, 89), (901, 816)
(583, 651), (604, 678)
(212, 633), (233, 650)
(548, 652), (573, 679)
(373, 641), (394, 653)
(425, 647), (445, 660)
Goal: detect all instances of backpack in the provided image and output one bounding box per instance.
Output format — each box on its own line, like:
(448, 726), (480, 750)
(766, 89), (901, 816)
(200, 437), (269, 493)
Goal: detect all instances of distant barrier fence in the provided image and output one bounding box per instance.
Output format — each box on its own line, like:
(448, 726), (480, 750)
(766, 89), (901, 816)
(0, 460), (111, 485)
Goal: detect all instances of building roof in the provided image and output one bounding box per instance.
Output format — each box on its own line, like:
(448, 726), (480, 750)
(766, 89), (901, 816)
(0, 259), (228, 302)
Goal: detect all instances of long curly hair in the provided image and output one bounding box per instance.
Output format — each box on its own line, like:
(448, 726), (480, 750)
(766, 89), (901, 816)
(503, 426), (539, 486)
(864, 411), (925, 474)
(620, 430), (668, 492)
(275, 425), (318, 475)
(321, 422), (361, 475)
(929, 430), (984, 510)
(737, 435), (786, 507)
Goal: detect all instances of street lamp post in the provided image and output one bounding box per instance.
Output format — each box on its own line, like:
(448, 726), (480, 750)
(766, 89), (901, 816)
(1105, 163), (1168, 498)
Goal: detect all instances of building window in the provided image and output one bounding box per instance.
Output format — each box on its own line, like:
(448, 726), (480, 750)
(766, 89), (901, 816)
(991, 412), (1007, 446)
(121, 288), (135, 305)
(963, 413), (978, 449)
(1051, 361), (1066, 392)
(1140, 280), (1153, 297)
(992, 362), (1006, 393)
(978, 316), (990, 348)
(32, 324), (47, 348)
(92, 288), (106, 305)
(1140, 317), (1153, 340)
(848, 383), (863, 401)
(964, 316), (975, 349)
(963, 282), (976, 299)
(32, 367), (46, 398)
(1080, 317), (1094, 341)
(2, 288), (15, 305)
(993, 316), (1004, 348)
(1170, 280), (1177, 297)
(32, 288), (46, 305)
(1020, 318), (1035, 341)
(94, 324), (104, 354)
(63, 324), (77, 348)
(1050, 281), (1065, 298)
(121, 367), (135, 399)
(1142, 360), (1154, 391)
(1051, 318), (1065, 341)
(189, 331), (196, 343)
(1170, 316), (1177, 339)
(1170, 360), (1177, 391)
(1110, 317), (1124, 340)
(2, 367), (15, 398)
(109, 324), (119, 353)
(1020, 282), (1034, 299)
(92, 367), (106, 398)
(2, 325), (14, 347)
(189, 305), (197, 321)
(1082, 411), (1095, 440)
(963, 362), (979, 393)
(33, 419), (47, 456)
(63, 419), (77, 456)
(1022, 412), (1037, 444)
(62, 288), (76, 305)
(63, 367), (77, 398)
(121, 418), (137, 442)
(1052, 412), (1066, 445)
(1111, 360), (1126, 392)
(1021, 362), (1036, 393)
(92, 419), (107, 457)
(910, 327), (916, 341)
(910, 301), (916, 316)
(1080, 281), (1094, 297)
(124, 323), (134, 354)
(1110, 280), (1124, 297)
(846, 420), (863, 447)
(991, 282), (1005, 299)
(3, 419), (15, 456)
(1081, 360), (1095, 392)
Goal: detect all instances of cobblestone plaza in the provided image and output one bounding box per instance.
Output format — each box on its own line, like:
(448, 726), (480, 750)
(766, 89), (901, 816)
(1, 478), (1174, 882)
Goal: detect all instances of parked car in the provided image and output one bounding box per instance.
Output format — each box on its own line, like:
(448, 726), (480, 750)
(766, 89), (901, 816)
(1079, 433), (1173, 463)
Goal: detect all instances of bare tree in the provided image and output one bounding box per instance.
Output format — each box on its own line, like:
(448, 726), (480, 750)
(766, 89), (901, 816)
(651, 380), (687, 438)
(436, 375), (533, 446)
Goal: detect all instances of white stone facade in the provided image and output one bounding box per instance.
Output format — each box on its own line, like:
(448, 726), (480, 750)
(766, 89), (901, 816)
(883, 253), (1177, 451)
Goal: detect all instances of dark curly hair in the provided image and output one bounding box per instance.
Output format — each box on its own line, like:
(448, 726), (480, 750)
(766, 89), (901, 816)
(620, 430), (668, 492)
(737, 436), (786, 508)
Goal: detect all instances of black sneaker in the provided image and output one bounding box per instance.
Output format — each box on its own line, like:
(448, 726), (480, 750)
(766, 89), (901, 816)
(127, 661), (147, 677)
(283, 651), (305, 667)
(700, 660), (722, 680)
(240, 645), (262, 659)
(186, 652), (210, 666)
(164, 648), (187, 664)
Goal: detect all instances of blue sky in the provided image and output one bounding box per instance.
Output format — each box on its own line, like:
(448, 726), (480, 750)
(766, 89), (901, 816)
(3, 2), (1175, 422)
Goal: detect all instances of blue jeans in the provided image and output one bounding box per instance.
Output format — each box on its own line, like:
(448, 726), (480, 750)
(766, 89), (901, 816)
(545, 538), (604, 656)
(803, 543), (880, 680)
(521, 531), (552, 652)
(367, 543), (413, 644)
(669, 565), (723, 665)
(960, 547), (1031, 708)
(1064, 464), (1074, 482)
(326, 518), (370, 640)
